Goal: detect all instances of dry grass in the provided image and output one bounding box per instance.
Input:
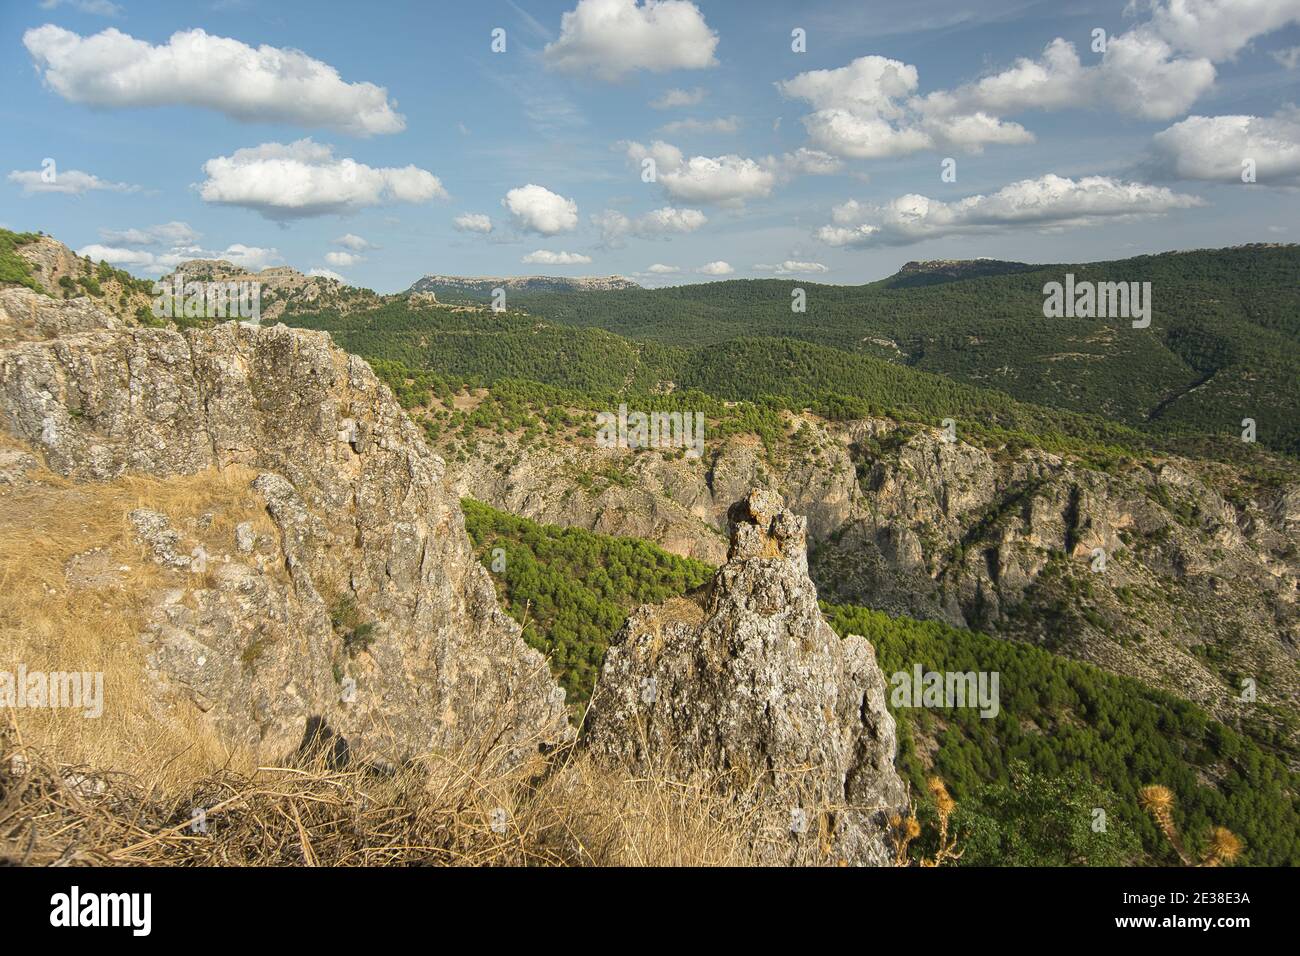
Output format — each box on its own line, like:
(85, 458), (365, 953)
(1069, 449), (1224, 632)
(0, 446), (277, 789)
(0, 441), (773, 866)
(0, 724), (764, 866)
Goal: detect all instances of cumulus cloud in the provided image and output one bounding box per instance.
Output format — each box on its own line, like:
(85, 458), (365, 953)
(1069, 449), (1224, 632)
(624, 140), (776, 205)
(753, 260), (829, 274)
(325, 250), (364, 267)
(100, 221), (199, 246)
(915, 33), (1215, 125)
(76, 243), (153, 266)
(778, 2), (1300, 161)
(778, 55), (1032, 158)
(522, 249), (593, 265)
(23, 25), (404, 136)
(696, 260), (733, 275)
(816, 174), (1204, 247)
(544, 0), (718, 81)
(452, 212), (493, 234)
(198, 139), (446, 220)
(78, 241), (282, 275)
(1145, 0), (1300, 61)
(8, 166), (136, 195)
(502, 184), (579, 234)
(592, 205), (707, 244)
(658, 116), (739, 135)
(1149, 107), (1300, 186)
(646, 263), (680, 273)
(333, 233), (372, 251)
(308, 267), (347, 282)
(650, 87), (705, 109)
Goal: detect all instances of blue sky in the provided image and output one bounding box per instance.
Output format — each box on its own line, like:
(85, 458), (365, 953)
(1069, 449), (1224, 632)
(1, 0), (1297, 292)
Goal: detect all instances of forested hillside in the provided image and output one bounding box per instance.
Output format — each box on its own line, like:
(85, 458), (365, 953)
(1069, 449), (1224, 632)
(283, 287), (1295, 474)
(494, 245), (1300, 454)
(462, 499), (1300, 866)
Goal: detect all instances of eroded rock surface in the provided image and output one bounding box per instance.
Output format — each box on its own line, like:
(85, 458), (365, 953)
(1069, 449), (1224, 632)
(0, 298), (571, 766)
(583, 489), (906, 865)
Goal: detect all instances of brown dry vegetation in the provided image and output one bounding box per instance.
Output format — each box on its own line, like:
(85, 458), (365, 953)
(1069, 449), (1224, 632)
(0, 441), (276, 786)
(0, 725), (767, 866)
(0, 439), (769, 866)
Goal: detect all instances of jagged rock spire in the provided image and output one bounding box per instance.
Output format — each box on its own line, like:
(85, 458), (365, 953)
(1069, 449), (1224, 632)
(584, 489), (906, 865)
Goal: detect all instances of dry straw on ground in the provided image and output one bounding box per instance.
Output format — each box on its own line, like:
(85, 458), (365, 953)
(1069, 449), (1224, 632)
(0, 722), (766, 867)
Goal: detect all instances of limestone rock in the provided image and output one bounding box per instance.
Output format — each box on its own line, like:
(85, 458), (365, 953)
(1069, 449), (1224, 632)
(583, 489), (906, 866)
(0, 296), (573, 767)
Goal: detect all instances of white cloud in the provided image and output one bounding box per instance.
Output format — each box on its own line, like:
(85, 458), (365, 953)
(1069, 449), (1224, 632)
(777, 3), (1300, 161)
(167, 243), (281, 273)
(76, 243), (153, 266)
(816, 174), (1204, 247)
(1273, 45), (1300, 69)
(778, 148), (844, 176)
(659, 116), (739, 135)
(650, 86), (705, 109)
(8, 167), (136, 195)
(1145, 0), (1300, 61)
(325, 250), (364, 267)
(522, 249), (593, 265)
(696, 260), (733, 275)
(916, 34), (1216, 125)
(78, 241), (282, 275)
(624, 140), (776, 205)
(646, 263), (680, 273)
(502, 184), (579, 234)
(753, 260), (829, 274)
(544, 0), (718, 81)
(452, 212), (493, 234)
(308, 267), (347, 282)
(99, 221), (199, 246)
(23, 25), (404, 136)
(198, 139), (446, 220)
(1150, 108), (1300, 186)
(333, 233), (372, 251)
(778, 55), (1032, 158)
(592, 205), (707, 244)
(38, 0), (123, 17)
(661, 156), (775, 205)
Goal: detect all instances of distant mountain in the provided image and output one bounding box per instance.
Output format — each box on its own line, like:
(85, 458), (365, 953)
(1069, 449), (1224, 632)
(485, 245), (1300, 455)
(883, 258), (1037, 288)
(407, 273), (641, 300)
(162, 259), (381, 322)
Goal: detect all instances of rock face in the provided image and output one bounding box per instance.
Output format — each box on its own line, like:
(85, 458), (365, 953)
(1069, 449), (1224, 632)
(583, 489), (906, 866)
(161, 259), (382, 323)
(442, 413), (1300, 731)
(0, 294), (571, 766)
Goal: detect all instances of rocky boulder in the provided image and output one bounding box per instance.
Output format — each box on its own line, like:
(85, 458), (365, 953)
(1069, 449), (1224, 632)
(0, 301), (572, 767)
(582, 489), (906, 865)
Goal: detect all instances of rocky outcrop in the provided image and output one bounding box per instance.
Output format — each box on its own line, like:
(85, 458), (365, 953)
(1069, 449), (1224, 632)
(0, 295), (571, 767)
(161, 259), (381, 323)
(440, 411), (1300, 731)
(583, 489), (906, 866)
